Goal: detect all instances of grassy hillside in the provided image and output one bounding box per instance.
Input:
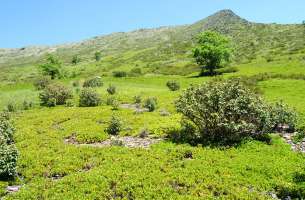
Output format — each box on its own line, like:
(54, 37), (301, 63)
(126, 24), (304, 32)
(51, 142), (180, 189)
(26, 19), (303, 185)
(1, 10), (305, 82)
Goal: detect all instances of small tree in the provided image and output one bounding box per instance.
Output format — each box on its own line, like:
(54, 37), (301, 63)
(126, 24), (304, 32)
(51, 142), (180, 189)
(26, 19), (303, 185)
(39, 55), (62, 79)
(95, 51), (102, 61)
(39, 83), (73, 107)
(79, 88), (101, 107)
(71, 55), (81, 65)
(105, 115), (122, 135)
(193, 31), (232, 76)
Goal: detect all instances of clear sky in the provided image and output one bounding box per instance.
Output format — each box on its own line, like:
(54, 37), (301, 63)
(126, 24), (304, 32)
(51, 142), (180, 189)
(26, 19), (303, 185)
(1, 0), (304, 48)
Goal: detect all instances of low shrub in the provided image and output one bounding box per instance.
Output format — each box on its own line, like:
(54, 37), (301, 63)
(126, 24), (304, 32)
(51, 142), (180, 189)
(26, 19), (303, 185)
(176, 80), (273, 145)
(6, 101), (17, 112)
(22, 100), (33, 110)
(270, 101), (297, 132)
(107, 85), (116, 95)
(166, 80), (180, 91)
(79, 88), (101, 107)
(133, 95), (142, 104)
(33, 76), (51, 90)
(143, 97), (157, 112)
(39, 83), (73, 107)
(129, 68), (142, 77)
(105, 116), (123, 136)
(83, 77), (103, 88)
(113, 71), (127, 78)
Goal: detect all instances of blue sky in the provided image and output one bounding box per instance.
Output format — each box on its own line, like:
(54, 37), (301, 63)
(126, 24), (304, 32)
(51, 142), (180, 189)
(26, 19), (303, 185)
(1, 0), (304, 48)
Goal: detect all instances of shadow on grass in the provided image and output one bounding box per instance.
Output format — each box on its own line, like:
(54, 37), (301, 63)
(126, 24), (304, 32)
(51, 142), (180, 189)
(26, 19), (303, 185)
(165, 129), (272, 149)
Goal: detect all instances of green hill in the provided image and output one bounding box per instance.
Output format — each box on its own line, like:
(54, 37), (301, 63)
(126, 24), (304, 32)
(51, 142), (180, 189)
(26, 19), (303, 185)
(1, 9), (304, 81)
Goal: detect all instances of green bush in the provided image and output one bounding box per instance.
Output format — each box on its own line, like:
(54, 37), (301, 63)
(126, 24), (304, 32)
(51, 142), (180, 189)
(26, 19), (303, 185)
(0, 113), (18, 178)
(166, 80), (180, 91)
(105, 116), (123, 136)
(83, 77), (103, 88)
(22, 100), (33, 110)
(6, 101), (17, 112)
(113, 71), (127, 78)
(270, 101), (297, 132)
(107, 85), (116, 95)
(143, 97), (157, 112)
(133, 95), (142, 104)
(33, 76), (51, 90)
(39, 83), (73, 107)
(176, 80), (273, 145)
(79, 88), (101, 107)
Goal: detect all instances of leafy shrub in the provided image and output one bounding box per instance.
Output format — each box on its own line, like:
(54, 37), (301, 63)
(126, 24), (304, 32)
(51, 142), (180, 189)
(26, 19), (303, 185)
(133, 95), (142, 104)
(105, 116), (123, 136)
(106, 97), (120, 110)
(39, 83), (73, 107)
(166, 80), (180, 91)
(83, 77), (103, 88)
(113, 71), (127, 78)
(22, 100), (33, 110)
(79, 88), (101, 107)
(270, 101), (297, 132)
(34, 76), (51, 90)
(0, 113), (18, 178)
(143, 97), (157, 112)
(107, 85), (116, 95)
(0, 143), (18, 178)
(176, 80), (273, 145)
(6, 101), (17, 112)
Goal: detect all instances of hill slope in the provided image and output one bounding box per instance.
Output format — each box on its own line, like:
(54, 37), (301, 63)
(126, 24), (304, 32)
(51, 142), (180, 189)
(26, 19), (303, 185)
(0, 10), (304, 76)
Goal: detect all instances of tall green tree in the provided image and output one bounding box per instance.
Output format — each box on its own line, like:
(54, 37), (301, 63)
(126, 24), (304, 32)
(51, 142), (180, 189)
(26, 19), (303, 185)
(39, 55), (62, 79)
(193, 31), (232, 76)
(94, 51), (102, 61)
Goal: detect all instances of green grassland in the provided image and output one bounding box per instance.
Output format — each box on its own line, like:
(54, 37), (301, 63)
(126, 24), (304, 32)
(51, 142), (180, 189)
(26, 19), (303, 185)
(1, 9), (305, 200)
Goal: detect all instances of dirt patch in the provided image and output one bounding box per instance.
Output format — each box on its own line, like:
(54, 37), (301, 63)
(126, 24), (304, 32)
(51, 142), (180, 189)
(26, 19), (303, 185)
(120, 103), (149, 113)
(282, 133), (305, 153)
(64, 134), (162, 149)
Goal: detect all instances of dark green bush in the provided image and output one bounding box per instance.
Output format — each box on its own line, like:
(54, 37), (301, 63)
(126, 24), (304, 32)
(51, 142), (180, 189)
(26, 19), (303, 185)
(105, 116), (123, 136)
(107, 85), (116, 95)
(166, 80), (180, 91)
(83, 77), (103, 88)
(143, 97), (157, 112)
(112, 71), (127, 78)
(6, 101), (17, 112)
(34, 76), (51, 90)
(176, 80), (273, 145)
(39, 83), (73, 107)
(22, 100), (33, 110)
(79, 88), (101, 107)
